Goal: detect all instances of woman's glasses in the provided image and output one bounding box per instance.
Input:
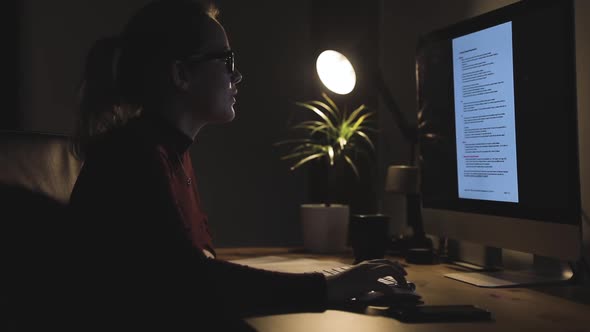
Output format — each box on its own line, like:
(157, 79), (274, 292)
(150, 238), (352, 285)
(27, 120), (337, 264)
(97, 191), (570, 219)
(185, 50), (235, 74)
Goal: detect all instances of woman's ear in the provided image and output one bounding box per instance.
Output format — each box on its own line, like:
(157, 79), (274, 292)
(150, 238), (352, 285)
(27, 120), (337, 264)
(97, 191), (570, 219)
(171, 61), (191, 92)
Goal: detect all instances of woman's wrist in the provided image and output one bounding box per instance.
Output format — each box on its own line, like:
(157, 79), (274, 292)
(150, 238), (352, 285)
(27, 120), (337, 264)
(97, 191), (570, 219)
(325, 274), (346, 304)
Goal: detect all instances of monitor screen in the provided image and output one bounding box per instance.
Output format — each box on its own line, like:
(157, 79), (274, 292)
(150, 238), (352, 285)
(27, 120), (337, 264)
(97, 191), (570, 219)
(416, 0), (581, 260)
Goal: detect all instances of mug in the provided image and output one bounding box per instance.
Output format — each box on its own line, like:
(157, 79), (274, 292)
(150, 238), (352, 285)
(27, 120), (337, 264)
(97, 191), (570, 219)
(349, 214), (390, 264)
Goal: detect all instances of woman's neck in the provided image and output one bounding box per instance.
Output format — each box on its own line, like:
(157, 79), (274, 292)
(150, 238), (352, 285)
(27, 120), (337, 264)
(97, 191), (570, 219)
(169, 112), (204, 140)
(145, 105), (205, 140)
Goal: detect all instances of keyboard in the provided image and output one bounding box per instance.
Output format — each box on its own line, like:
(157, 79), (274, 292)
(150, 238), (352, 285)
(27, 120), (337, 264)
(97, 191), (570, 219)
(319, 265), (422, 306)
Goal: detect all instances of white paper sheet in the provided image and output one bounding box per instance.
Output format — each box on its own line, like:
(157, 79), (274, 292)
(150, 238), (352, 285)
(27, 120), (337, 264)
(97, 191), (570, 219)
(230, 255), (347, 274)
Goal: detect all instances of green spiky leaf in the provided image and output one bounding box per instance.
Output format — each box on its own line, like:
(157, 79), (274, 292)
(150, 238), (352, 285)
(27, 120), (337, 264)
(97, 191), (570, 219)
(276, 93), (377, 180)
(295, 102), (336, 131)
(344, 155), (360, 179)
(290, 152), (325, 171)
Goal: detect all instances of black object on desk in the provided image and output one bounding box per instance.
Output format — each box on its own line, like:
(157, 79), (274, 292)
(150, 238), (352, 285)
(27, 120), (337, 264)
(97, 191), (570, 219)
(387, 193), (439, 264)
(390, 305), (492, 323)
(350, 214), (390, 264)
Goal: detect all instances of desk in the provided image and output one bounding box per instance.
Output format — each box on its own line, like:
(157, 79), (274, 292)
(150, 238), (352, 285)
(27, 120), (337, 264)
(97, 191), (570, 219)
(217, 247), (590, 332)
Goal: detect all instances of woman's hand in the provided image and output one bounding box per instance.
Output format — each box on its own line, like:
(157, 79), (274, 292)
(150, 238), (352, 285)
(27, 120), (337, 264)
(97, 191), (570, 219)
(325, 259), (407, 304)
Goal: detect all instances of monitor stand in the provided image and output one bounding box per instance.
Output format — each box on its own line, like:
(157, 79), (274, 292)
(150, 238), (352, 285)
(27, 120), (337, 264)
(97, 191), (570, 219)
(444, 248), (576, 288)
(444, 269), (573, 288)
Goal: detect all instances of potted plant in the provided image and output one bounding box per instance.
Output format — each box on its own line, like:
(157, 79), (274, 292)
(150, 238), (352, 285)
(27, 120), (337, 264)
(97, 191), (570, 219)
(275, 93), (376, 253)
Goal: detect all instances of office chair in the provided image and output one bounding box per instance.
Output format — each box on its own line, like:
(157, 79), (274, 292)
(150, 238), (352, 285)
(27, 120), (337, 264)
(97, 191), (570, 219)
(1, 131), (83, 326)
(0, 131), (82, 204)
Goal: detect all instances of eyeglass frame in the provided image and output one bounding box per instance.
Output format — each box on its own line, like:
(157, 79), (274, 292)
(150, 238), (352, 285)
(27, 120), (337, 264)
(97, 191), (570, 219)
(184, 50), (235, 75)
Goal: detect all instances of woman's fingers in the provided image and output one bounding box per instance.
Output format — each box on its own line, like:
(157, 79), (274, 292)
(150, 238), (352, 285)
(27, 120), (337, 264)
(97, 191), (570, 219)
(373, 280), (401, 295)
(325, 260), (413, 304)
(367, 264), (408, 286)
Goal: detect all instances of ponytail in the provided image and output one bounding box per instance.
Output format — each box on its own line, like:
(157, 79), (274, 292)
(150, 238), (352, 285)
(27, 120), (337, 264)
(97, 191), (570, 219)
(73, 36), (141, 159)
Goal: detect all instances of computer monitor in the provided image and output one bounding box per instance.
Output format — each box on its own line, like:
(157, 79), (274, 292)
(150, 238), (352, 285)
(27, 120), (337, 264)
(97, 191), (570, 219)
(416, 0), (582, 286)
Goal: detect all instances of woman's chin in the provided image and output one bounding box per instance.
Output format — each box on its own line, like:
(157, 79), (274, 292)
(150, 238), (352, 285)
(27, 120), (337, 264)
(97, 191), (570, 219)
(205, 105), (236, 124)
(216, 108), (236, 123)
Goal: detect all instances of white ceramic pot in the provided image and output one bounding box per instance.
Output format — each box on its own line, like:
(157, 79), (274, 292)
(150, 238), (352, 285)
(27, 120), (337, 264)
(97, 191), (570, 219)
(301, 204), (350, 253)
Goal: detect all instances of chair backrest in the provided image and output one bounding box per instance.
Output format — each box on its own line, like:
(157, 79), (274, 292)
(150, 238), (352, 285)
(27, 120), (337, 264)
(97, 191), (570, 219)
(2, 131), (84, 325)
(0, 131), (82, 204)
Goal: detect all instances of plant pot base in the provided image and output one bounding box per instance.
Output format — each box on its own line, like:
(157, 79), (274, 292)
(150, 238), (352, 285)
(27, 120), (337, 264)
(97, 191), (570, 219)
(301, 204), (349, 253)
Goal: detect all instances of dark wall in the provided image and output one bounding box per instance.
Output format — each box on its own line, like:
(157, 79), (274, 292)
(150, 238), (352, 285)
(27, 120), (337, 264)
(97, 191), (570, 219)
(19, 0), (149, 134)
(574, 0), (590, 273)
(3, 0), (19, 130)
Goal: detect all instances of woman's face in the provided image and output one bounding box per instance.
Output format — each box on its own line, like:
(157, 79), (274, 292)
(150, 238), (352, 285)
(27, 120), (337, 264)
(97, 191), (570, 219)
(185, 17), (242, 124)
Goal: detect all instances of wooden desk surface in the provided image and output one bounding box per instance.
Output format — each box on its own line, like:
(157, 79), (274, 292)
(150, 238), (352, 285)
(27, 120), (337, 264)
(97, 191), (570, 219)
(217, 247), (590, 332)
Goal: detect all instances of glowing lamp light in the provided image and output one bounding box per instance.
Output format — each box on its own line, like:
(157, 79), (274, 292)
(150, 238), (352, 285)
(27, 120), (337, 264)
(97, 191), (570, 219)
(316, 50), (356, 95)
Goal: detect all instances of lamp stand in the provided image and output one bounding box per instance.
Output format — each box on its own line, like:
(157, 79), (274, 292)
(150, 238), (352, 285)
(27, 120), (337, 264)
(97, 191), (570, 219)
(388, 193), (437, 264)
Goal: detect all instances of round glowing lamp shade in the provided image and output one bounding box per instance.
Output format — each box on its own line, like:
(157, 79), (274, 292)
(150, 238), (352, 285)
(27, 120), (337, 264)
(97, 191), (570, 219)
(316, 50), (356, 95)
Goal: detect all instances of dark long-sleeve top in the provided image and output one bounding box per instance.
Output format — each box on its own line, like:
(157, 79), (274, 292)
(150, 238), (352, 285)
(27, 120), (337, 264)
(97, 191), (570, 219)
(68, 114), (326, 325)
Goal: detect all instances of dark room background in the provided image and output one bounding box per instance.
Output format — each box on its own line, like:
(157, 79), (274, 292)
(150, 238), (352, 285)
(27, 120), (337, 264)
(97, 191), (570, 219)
(12, 0), (588, 251)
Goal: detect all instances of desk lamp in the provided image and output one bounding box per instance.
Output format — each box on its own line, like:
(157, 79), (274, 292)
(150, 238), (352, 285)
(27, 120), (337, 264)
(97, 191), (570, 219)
(316, 50), (435, 262)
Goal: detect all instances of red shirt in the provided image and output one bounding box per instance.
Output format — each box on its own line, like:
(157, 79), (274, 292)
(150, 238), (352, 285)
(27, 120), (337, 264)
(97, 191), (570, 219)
(68, 114), (326, 326)
(151, 132), (214, 254)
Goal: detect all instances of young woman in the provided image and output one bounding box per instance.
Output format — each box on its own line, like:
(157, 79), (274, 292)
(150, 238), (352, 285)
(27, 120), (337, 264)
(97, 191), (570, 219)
(69, 0), (408, 327)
